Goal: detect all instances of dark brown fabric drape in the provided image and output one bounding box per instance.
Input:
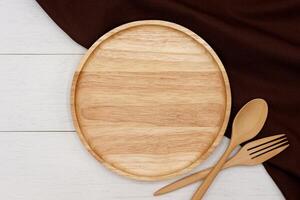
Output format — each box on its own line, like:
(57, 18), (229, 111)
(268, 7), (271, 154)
(36, 0), (300, 199)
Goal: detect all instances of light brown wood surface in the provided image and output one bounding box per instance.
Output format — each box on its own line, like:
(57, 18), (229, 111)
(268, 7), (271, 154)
(192, 99), (268, 199)
(71, 20), (231, 181)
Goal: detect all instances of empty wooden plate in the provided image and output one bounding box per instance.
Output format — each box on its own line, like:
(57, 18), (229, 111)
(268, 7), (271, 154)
(71, 20), (231, 181)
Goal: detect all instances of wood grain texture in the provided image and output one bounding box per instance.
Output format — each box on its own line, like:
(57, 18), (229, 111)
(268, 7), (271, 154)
(0, 2), (285, 199)
(0, 55), (79, 131)
(0, 132), (284, 200)
(155, 134), (288, 196)
(192, 99), (268, 199)
(71, 20), (231, 180)
(0, 0), (84, 54)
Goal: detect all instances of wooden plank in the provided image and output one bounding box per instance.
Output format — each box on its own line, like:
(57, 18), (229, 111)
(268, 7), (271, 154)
(0, 132), (284, 200)
(0, 0), (85, 54)
(0, 55), (80, 131)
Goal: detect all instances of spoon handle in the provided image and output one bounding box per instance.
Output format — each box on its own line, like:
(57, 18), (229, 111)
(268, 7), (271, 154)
(154, 159), (236, 196)
(191, 144), (235, 200)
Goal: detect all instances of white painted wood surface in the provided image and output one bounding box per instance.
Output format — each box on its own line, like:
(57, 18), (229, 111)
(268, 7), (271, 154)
(0, 0), (85, 54)
(0, 0), (285, 199)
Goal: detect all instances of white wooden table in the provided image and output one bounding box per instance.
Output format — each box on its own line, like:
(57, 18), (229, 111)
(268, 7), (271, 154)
(0, 1), (285, 199)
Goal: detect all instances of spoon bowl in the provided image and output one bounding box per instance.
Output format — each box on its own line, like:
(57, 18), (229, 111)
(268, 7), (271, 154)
(191, 98), (268, 200)
(231, 98), (268, 146)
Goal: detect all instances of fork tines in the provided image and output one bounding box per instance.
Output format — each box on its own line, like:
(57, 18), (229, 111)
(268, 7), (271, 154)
(247, 134), (289, 159)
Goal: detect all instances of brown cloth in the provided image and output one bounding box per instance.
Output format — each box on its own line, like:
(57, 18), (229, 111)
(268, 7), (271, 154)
(36, 0), (300, 199)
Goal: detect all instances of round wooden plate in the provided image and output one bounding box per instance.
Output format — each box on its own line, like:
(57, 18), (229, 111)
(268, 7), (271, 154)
(71, 20), (231, 181)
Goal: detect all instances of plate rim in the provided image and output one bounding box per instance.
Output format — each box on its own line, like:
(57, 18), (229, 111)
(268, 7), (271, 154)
(71, 20), (231, 181)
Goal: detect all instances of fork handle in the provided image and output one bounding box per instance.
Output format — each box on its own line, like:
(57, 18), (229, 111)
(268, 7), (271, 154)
(154, 157), (237, 196)
(191, 144), (235, 200)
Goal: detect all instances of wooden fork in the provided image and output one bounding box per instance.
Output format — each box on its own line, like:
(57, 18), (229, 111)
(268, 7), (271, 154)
(154, 134), (289, 196)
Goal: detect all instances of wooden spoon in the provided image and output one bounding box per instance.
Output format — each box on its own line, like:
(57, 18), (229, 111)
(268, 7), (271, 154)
(154, 134), (287, 196)
(191, 98), (268, 200)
